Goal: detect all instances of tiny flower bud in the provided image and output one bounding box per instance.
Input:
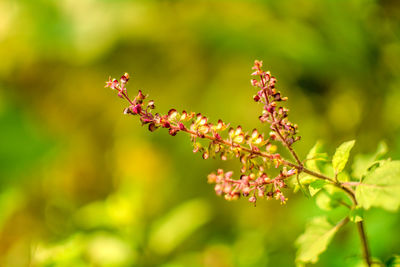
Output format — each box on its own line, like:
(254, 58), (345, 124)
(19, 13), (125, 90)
(225, 171), (233, 179)
(230, 192), (239, 200)
(224, 194), (232, 201)
(179, 122), (185, 130)
(148, 123), (158, 132)
(199, 116), (208, 126)
(162, 121), (171, 128)
(273, 92), (281, 101)
(258, 189), (265, 198)
(249, 173), (256, 180)
(168, 109), (178, 120)
(137, 90), (145, 102)
(214, 184), (222, 195)
(221, 153), (227, 161)
(242, 187), (251, 196)
(121, 73), (129, 83)
(181, 110), (187, 120)
(169, 128), (178, 136)
(233, 133), (244, 144)
(217, 119), (224, 130)
(207, 173), (217, 183)
(228, 128), (235, 138)
(129, 104), (142, 115)
(223, 184), (232, 194)
(249, 196), (256, 203)
(235, 126), (243, 136)
(147, 100), (155, 109)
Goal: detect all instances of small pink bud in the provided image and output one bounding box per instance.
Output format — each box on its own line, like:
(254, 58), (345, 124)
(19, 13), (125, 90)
(251, 129), (258, 139)
(178, 123), (185, 130)
(225, 171), (233, 179)
(221, 153), (227, 161)
(129, 104), (142, 114)
(147, 100), (155, 109)
(148, 123), (158, 132)
(137, 90), (145, 101)
(181, 110), (187, 120)
(169, 128), (178, 136)
(120, 73), (129, 83)
(162, 121), (171, 128)
(242, 187), (251, 196)
(287, 169), (296, 176)
(253, 94), (260, 102)
(249, 196), (256, 203)
(199, 116), (208, 126)
(214, 184), (222, 195)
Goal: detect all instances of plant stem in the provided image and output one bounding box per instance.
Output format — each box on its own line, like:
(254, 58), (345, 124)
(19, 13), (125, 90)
(357, 221), (372, 267)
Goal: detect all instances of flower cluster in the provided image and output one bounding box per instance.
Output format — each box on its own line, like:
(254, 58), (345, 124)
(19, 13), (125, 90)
(207, 168), (296, 205)
(251, 60), (300, 146)
(106, 61), (299, 205)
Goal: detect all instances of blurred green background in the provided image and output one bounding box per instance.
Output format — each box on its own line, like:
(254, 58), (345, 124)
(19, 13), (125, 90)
(0, 0), (399, 266)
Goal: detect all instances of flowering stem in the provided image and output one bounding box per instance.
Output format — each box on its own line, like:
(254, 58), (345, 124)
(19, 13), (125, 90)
(259, 73), (303, 166)
(111, 71), (371, 266)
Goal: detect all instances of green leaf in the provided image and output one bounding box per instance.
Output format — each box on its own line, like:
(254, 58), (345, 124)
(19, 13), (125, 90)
(332, 140), (355, 174)
(352, 141), (388, 180)
(315, 184), (351, 211)
(295, 174), (311, 198)
(309, 180), (327, 197)
(349, 206), (364, 223)
(337, 171), (350, 183)
(355, 160), (400, 212)
(305, 141), (328, 172)
(292, 173), (314, 194)
(295, 217), (342, 264)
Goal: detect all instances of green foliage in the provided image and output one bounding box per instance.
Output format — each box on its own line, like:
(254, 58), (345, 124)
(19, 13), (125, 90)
(294, 141), (328, 196)
(309, 180), (327, 197)
(356, 161), (400, 212)
(315, 184), (350, 211)
(352, 141), (388, 181)
(332, 140), (355, 174)
(349, 206), (364, 223)
(386, 255), (400, 267)
(295, 216), (342, 264)
(305, 141), (328, 173)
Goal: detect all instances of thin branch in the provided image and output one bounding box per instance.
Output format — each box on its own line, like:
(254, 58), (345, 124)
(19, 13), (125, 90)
(357, 221), (372, 267)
